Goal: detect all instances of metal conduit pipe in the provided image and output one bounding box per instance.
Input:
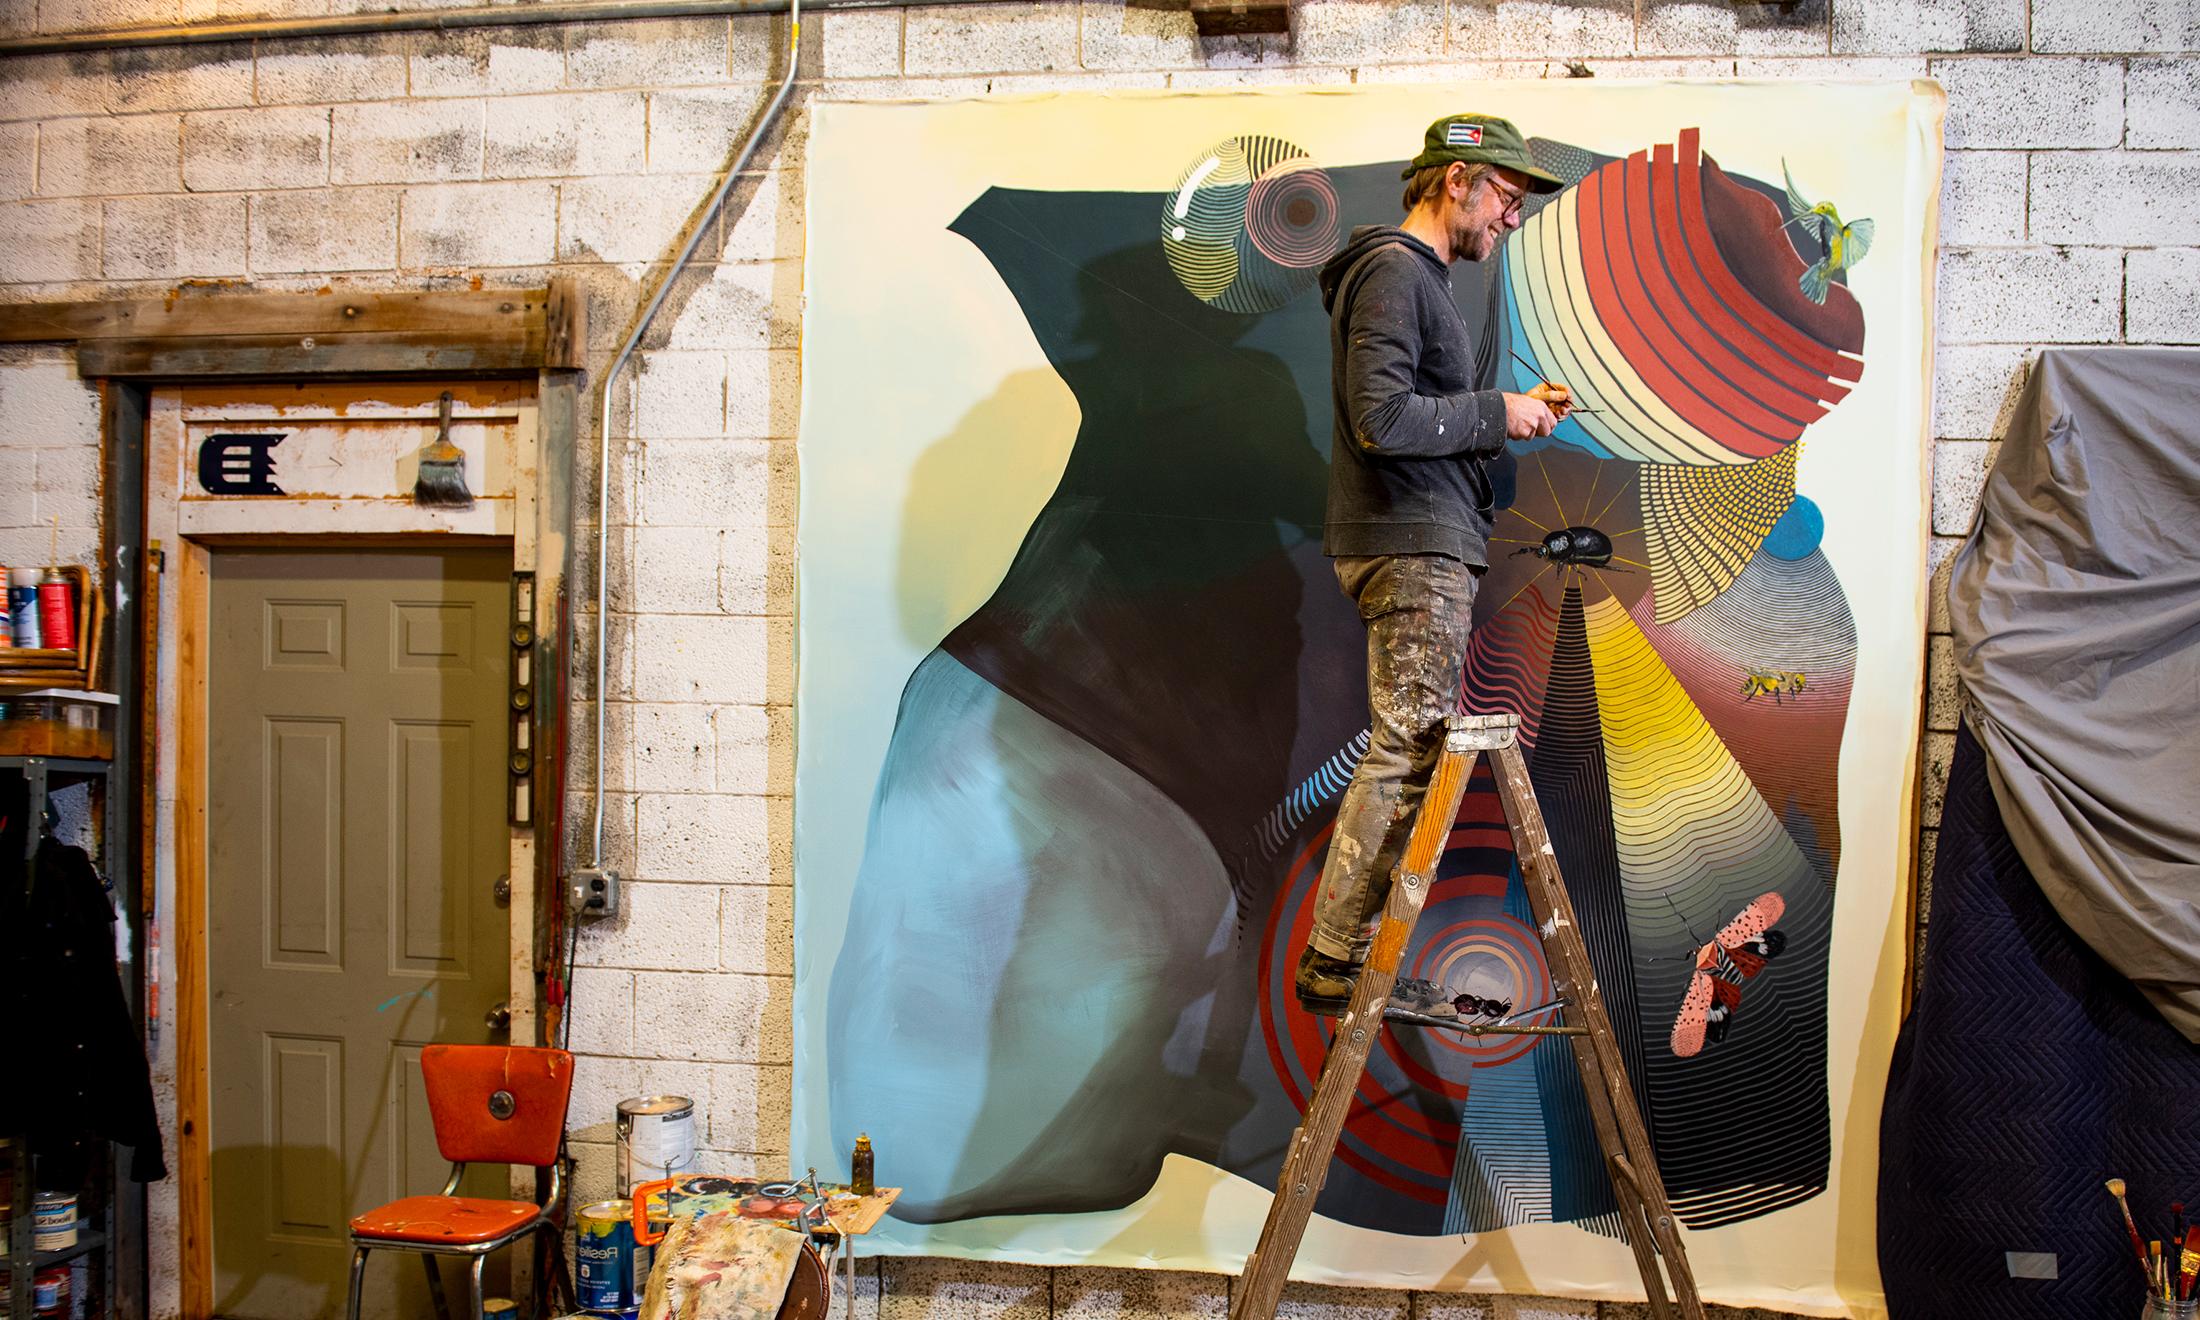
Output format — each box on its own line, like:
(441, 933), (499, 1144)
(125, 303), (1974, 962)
(581, 0), (801, 892)
(0, 0), (1001, 54)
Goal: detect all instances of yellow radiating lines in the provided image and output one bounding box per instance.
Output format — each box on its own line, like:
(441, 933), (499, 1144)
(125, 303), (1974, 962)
(1642, 445), (1801, 624)
(1582, 597), (1791, 891)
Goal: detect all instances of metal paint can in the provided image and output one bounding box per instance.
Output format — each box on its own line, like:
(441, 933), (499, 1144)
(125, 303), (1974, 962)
(31, 1265), (65, 1314)
(615, 1095), (696, 1193)
(0, 565), (12, 646)
(481, 1299), (518, 1319)
(574, 1200), (635, 1312)
(8, 567), (41, 649)
(37, 569), (73, 651)
(32, 1193), (76, 1251)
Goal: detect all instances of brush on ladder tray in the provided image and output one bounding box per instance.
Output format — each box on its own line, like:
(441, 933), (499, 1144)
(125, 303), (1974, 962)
(413, 389), (473, 508)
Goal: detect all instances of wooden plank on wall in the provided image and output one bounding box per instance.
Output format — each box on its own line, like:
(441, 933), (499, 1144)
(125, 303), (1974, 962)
(77, 328), (548, 379)
(175, 541), (213, 1320)
(0, 289), (549, 345)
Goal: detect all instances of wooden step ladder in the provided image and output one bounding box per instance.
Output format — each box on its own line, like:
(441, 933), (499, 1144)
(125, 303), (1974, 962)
(1230, 713), (1706, 1320)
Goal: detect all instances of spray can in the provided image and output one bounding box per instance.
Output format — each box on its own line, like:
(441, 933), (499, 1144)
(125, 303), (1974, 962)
(0, 564), (11, 647)
(7, 567), (40, 649)
(37, 568), (73, 651)
(851, 1133), (875, 1196)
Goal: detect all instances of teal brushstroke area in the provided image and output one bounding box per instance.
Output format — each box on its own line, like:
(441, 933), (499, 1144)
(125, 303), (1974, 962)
(826, 650), (1249, 1221)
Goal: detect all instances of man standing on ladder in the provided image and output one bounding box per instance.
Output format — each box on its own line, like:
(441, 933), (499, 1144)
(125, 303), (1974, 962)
(1296, 114), (1573, 1016)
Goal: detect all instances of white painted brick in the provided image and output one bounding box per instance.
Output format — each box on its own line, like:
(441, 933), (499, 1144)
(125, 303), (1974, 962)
(565, 1054), (716, 1143)
(1285, 0), (1444, 62)
(704, 1062), (791, 1152)
(2126, 247), (2200, 341)
(400, 179), (555, 269)
(0, 198), (99, 283)
(1352, 59), (1527, 82)
(631, 613), (774, 703)
(727, 13), (790, 83)
(33, 0), (161, 32)
(653, 261), (802, 351)
(1737, 54), (1928, 76)
(632, 970), (785, 1063)
(1635, 0), (1827, 55)
(904, 2), (1079, 75)
(37, 114), (180, 197)
(575, 879), (722, 972)
(1937, 149), (2026, 244)
(633, 792), (780, 884)
(633, 351), (727, 438)
(567, 1137), (617, 1206)
(1925, 633), (1960, 730)
(718, 703), (792, 796)
(1927, 533), (1962, 632)
(719, 525), (793, 616)
(1931, 437), (1997, 535)
(2034, 0), (2200, 51)
(248, 187), (398, 273)
(1936, 246), (2122, 342)
(254, 33), (408, 104)
(2032, 150), (2200, 244)
(30, 444), (98, 523)
(484, 92), (645, 180)
(182, 105), (328, 190)
(567, 967), (636, 1055)
(2130, 57), (2200, 146)
(624, 701), (719, 793)
(1056, 1269), (1228, 1320)
(0, 55), (107, 123)
(882, 1257), (1050, 1320)
(332, 100), (484, 185)
(1920, 729), (1956, 827)
(1932, 342), (2034, 437)
(1276, 1281), (1409, 1320)
(565, 17), (732, 89)
(1081, 1), (1294, 69)
(989, 70), (1171, 93)
(725, 348), (799, 438)
(718, 883), (790, 974)
(646, 86), (777, 175)
(1833, 0), (2021, 51)
(0, 526), (96, 566)
(559, 173), (713, 265)
(631, 525), (725, 614)
(103, 194), (247, 279)
(1408, 1292), (1498, 1320)
(636, 438), (795, 527)
(821, 7), (902, 76)
(409, 26), (567, 98)
(0, 124), (30, 201)
(0, 354), (98, 444)
(722, 170), (800, 263)
(0, 45), (254, 123)
(1934, 59), (2124, 148)
(818, 74), (994, 99)
(1450, 0), (1633, 58)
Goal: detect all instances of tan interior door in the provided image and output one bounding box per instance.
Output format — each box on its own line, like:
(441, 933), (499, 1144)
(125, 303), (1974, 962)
(207, 548), (512, 1319)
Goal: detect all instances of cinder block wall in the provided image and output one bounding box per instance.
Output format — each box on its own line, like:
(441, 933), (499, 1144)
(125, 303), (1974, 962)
(1, 2), (2194, 1316)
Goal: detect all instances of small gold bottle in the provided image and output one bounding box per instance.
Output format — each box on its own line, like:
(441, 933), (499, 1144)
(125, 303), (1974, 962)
(851, 1133), (875, 1195)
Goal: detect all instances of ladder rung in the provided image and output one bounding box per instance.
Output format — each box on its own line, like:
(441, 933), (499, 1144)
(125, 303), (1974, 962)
(1382, 1006), (1588, 1037)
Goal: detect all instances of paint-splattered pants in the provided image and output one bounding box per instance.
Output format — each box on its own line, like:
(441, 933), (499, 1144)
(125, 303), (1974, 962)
(1308, 553), (1480, 963)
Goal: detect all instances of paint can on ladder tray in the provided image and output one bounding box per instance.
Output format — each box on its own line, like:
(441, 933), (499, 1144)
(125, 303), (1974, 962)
(616, 1095), (696, 1194)
(575, 1199), (637, 1313)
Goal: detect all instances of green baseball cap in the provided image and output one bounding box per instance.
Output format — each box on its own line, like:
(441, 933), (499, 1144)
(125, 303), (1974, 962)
(1403, 113), (1564, 193)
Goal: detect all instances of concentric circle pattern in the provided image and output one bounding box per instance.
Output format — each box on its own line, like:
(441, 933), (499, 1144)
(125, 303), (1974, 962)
(1163, 136), (1337, 314)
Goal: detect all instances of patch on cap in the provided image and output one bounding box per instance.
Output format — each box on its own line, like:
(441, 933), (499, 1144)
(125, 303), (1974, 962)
(1446, 122), (1485, 146)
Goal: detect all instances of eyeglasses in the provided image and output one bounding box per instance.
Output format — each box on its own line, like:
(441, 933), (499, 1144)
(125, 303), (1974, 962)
(1486, 177), (1529, 222)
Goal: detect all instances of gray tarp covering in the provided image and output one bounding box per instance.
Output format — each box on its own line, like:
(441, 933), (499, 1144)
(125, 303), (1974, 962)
(1947, 346), (2200, 1043)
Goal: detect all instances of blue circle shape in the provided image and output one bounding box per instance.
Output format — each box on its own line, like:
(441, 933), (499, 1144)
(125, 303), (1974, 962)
(1762, 496), (1824, 560)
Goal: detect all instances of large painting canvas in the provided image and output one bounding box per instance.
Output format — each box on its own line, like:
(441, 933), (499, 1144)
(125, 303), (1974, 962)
(794, 82), (1942, 1316)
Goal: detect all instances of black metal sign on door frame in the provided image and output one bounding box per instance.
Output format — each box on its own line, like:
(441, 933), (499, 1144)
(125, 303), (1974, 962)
(195, 433), (286, 496)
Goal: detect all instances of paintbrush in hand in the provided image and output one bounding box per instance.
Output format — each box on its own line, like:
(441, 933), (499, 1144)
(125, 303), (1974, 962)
(1507, 348), (1602, 414)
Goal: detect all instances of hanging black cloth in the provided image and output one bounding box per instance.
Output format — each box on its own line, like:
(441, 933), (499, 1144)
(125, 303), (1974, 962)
(0, 833), (166, 1182)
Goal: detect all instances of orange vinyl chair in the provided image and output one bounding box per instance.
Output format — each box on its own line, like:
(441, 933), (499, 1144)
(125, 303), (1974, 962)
(344, 1044), (578, 1320)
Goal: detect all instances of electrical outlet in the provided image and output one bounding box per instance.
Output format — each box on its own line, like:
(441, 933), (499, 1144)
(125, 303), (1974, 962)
(568, 867), (620, 919)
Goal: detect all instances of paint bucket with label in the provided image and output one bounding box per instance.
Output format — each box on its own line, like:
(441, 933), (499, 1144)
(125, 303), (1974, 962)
(31, 1265), (65, 1315)
(615, 1096), (696, 1194)
(481, 1297), (518, 1319)
(574, 1200), (635, 1313)
(32, 1193), (76, 1251)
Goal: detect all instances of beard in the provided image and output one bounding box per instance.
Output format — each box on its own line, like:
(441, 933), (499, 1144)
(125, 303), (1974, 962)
(1451, 197), (1502, 263)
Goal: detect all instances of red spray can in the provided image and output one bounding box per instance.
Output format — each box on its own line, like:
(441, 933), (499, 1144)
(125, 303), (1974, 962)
(38, 567), (75, 651)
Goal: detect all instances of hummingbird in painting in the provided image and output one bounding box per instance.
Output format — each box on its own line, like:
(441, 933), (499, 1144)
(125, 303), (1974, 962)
(1781, 160), (1875, 305)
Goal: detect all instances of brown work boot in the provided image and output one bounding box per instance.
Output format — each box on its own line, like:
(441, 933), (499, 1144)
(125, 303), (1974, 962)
(1294, 946), (1360, 1016)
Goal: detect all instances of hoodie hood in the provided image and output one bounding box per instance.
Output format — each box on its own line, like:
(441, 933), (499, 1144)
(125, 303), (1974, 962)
(1319, 225), (1443, 313)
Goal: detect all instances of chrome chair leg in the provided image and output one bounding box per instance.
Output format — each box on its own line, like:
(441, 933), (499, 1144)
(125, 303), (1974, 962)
(346, 1246), (370, 1320)
(467, 1254), (487, 1320)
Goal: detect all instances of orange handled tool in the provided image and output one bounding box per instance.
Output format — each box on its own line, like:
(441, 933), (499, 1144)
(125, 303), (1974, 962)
(631, 1178), (675, 1246)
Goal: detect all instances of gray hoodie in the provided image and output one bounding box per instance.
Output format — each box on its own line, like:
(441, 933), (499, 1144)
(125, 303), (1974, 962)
(1318, 224), (1512, 568)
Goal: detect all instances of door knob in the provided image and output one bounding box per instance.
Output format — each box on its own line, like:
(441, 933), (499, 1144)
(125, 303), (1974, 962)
(485, 1001), (511, 1034)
